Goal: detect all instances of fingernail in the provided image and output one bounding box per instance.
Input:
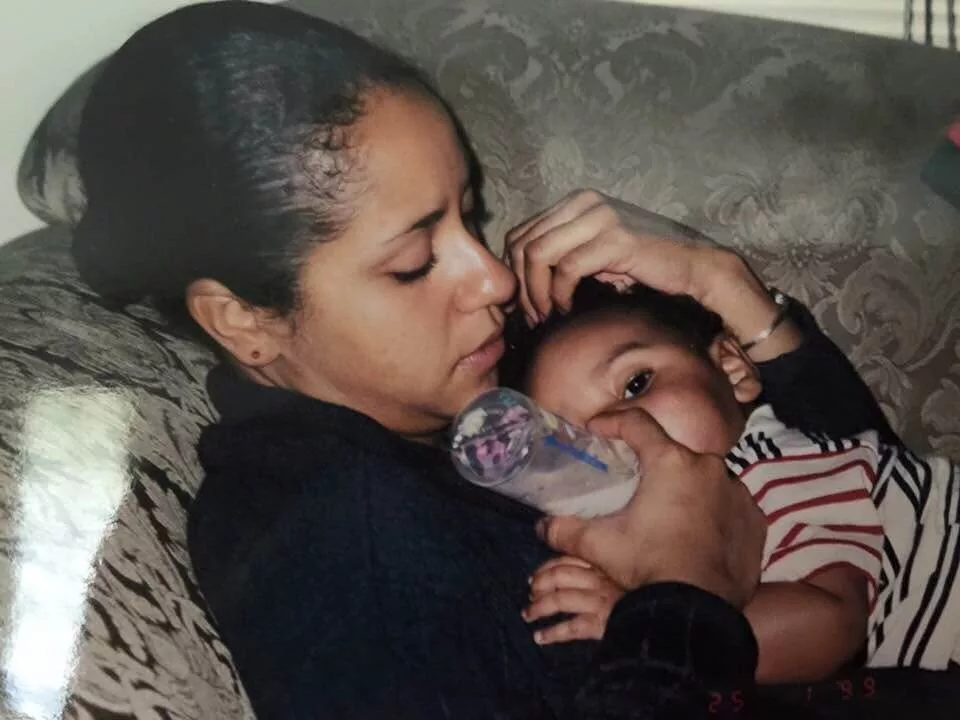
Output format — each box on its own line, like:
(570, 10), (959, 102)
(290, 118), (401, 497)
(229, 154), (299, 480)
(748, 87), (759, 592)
(527, 575), (533, 585)
(535, 519), (547, 540)
(533, 631), (544, 645)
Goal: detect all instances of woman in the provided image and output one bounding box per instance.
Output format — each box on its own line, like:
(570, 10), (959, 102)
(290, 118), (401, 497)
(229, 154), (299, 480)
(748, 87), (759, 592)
(72, 3), (902, 717)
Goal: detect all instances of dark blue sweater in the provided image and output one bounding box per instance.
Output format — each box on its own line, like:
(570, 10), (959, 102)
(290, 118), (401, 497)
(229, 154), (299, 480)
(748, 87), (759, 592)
(189, 304), (902, 719)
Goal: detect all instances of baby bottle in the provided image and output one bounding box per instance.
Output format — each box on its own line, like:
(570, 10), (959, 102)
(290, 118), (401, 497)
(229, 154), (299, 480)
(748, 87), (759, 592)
(449, 388), (640, 518)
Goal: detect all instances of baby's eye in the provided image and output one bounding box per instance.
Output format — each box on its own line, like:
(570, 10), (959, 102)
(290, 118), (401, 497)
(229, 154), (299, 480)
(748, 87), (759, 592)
(622, 371), (653, 400)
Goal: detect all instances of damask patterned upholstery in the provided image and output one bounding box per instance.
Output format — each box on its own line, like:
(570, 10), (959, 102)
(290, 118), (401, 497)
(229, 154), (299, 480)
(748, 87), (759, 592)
(3, 0), (960, 717)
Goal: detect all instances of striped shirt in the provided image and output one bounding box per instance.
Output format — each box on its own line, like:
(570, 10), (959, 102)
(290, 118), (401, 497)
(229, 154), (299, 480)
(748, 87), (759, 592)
(727, 405), (960, 669)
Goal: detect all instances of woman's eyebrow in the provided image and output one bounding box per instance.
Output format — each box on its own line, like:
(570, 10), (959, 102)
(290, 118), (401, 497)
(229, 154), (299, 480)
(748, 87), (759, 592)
(385, 179), (471, 244)
(408, 208), (445, 232)
(384, 208), (445, 245)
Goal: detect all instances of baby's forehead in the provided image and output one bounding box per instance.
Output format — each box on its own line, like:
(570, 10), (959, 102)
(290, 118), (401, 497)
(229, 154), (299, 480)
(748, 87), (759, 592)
(547, 310), (668, 348)
(533, 311), (674, 372)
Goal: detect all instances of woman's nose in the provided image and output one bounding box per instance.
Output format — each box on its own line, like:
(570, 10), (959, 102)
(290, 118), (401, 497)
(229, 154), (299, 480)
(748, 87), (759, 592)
(455, 235), (517, 313)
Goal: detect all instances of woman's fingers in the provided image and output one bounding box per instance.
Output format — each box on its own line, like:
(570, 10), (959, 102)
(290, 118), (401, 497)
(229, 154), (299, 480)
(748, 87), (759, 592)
(504, 201), (555, 249)
(504, 194), (573, 321)
(504, 209), (547, 321)
(586, 406), (678, 468)
(506, 191), (609, 321)
(506, 190), (775, 337)
(509, 190), (606, 249)
(505, 190), (719, 322)
(505, 190), (604, 249)
(514, 203), (622, 319)
(547, 230), (637, 312)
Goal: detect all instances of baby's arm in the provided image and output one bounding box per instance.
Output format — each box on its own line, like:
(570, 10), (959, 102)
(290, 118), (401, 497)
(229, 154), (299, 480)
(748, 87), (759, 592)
(733, 420), (882, 682)
(526, 560), (869, 685)
(744, 568), (868, 684)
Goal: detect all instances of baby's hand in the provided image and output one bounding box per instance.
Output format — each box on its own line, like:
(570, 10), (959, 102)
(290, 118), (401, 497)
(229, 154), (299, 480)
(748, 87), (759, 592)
(523, 555), (624, 644)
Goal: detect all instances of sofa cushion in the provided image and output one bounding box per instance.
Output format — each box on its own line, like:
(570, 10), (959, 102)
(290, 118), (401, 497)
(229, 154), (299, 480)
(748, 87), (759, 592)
(0, 227), (254, 719)
(17, 64), (99, 227)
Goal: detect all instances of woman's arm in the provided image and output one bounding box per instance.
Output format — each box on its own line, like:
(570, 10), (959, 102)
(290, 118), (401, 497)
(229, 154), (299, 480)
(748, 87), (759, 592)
(755, 300), (899, 445)
(667, 248), (897, 443)
(685, 255), (898, 443)
(504, 190), (898, 444)
(579, 583), (760, 718)
(504, 190), (801, 362)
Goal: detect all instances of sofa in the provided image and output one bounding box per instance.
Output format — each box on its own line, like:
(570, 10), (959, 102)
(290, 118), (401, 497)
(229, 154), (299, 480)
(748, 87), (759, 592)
(2, 0), (959, 717)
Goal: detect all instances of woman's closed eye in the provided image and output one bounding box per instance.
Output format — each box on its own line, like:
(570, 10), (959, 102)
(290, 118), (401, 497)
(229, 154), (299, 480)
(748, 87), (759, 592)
(390, 202), (487, 285)
(391, 253), (437, 284)
(622, 370), (653, 400)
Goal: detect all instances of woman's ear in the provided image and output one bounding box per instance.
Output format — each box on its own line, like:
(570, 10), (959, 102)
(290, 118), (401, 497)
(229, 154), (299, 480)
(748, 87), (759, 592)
(186, 279), (285, 367)
(708, 335), (763, 404)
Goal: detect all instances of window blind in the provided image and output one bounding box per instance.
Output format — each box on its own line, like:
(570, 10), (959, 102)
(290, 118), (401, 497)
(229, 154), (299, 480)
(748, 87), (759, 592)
(905, 0), (957, 48)
(640, 0), (956, 48)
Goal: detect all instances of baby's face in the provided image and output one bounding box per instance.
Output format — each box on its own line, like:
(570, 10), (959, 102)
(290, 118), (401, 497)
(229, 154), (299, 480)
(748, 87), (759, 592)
(527, 313), (759, 456)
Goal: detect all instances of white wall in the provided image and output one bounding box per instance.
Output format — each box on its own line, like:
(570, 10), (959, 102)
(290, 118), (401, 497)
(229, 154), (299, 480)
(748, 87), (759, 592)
(0, 1), (212, 242)
(0, 0), (277, 245)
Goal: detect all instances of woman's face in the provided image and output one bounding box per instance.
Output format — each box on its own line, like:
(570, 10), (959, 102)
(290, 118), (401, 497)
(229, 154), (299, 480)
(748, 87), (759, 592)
(272, 90), (516, 438)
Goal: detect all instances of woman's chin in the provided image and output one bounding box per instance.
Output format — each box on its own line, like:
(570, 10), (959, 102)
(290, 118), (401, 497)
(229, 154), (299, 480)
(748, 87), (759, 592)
(456, 371), (500, 410)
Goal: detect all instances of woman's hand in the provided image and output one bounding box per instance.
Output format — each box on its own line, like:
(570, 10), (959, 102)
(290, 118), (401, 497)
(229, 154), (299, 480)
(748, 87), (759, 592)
(506, 190), (714, 319)
(537, 407), (766, 610)
(505, 190), (802, 361)
(523, 556), (624, 644)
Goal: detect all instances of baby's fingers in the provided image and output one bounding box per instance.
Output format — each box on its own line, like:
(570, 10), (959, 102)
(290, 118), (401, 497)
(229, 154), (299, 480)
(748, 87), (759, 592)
(531, 614), (607, 645)
(524, 588), (613, 624)
(534, 555), (593, 571)
(530, 562), (610, 600)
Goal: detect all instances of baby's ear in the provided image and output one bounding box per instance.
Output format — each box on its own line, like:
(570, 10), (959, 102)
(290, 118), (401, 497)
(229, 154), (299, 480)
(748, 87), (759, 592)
(709, 335), (763, 404)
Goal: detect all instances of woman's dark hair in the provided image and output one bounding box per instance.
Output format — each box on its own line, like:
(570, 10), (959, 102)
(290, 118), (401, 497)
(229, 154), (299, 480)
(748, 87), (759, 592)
(501, 277), (725, 391)
(73, 1), (468, 328)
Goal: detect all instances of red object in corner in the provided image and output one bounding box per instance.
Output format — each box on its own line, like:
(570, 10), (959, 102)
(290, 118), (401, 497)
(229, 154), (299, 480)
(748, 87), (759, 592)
(947, 120), (960, 148)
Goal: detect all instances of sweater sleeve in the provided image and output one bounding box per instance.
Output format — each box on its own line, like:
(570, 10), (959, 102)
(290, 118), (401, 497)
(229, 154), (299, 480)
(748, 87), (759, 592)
(756, 300), (899, 446)
(577, 583), (761, 719)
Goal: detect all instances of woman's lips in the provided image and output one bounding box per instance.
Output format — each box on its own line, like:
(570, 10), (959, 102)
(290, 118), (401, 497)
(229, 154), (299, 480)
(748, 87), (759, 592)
(459, 332), (505, 373)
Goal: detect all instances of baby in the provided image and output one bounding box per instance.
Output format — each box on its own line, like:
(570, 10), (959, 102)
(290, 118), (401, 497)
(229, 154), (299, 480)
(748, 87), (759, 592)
(506, 278), (960, 683)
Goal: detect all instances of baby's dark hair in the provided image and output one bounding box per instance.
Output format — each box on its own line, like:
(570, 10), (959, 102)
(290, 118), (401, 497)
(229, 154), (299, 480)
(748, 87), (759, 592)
(502, 278), (725, 391)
